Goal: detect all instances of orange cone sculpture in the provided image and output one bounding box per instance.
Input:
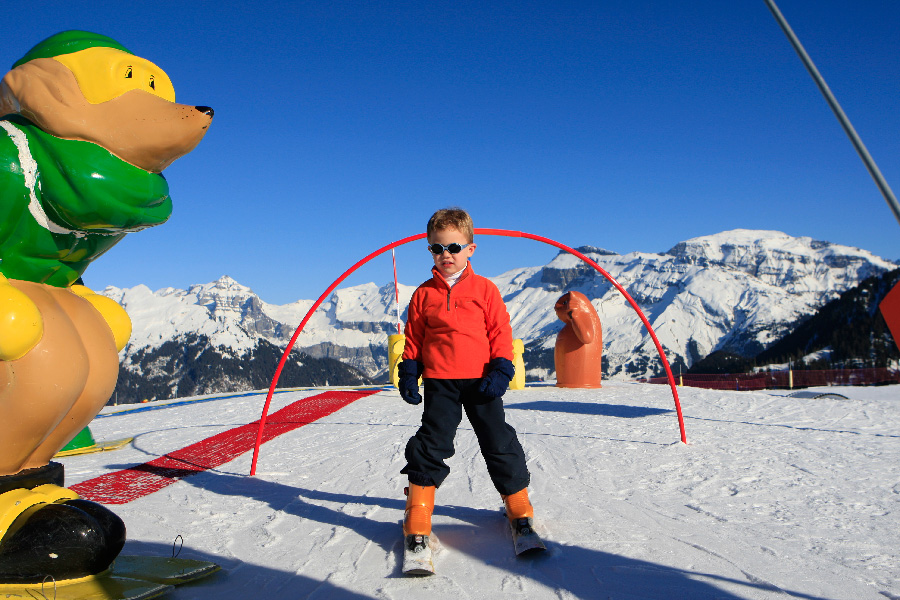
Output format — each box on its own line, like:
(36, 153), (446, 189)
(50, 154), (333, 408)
(553, 291), (603, 388)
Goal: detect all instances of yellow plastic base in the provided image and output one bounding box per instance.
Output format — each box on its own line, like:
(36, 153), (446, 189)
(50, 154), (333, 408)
(0, 570), (170, 600)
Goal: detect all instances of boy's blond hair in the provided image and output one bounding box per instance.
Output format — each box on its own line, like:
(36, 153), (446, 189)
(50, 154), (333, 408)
(427, 207), (474, 243)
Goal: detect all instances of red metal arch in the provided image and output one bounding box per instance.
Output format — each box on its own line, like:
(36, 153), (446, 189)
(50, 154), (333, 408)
(250, 228), (687, 475)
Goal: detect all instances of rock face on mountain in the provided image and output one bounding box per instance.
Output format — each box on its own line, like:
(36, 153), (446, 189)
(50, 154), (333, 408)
(103, 277), (375, 402)
(103, 230), (896, 399)
(493, 230), (894, 378)
(754, 267), (900, 369)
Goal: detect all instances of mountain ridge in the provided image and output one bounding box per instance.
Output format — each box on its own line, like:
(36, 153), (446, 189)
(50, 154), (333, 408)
(101, 229), (897, 400)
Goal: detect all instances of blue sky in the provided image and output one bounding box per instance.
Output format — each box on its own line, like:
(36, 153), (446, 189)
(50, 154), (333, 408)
(4, 1), (898, 303)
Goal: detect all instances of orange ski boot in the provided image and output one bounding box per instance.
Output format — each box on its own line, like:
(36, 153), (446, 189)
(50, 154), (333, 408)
(402, 484), (437, 575)
(403, 484), (435, 536)
(502, 487), (545, 554)
(502, 487), (534, 521)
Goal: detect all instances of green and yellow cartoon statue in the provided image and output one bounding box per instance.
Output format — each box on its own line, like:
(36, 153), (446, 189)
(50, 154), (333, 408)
(0, 31), (212, 587)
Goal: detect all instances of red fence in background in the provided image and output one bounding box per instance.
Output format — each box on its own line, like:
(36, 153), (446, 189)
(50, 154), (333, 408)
(646, 368), (900, 391)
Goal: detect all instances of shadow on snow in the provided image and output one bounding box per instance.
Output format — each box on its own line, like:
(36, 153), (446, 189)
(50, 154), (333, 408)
(120, 540), (375, 599)
(507, 400), (672, 419)
(176, 472), (837, 600)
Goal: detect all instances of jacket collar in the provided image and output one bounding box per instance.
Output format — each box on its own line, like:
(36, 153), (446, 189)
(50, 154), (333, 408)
(431, 262), (474, 290)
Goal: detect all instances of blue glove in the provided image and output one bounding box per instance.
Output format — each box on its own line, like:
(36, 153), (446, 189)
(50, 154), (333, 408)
(398, 359), (424, 405)
(478, 357), (516, 398)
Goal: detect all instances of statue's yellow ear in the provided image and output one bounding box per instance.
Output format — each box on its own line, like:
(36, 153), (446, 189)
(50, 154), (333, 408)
(69, 285), (132, 351)
(0, 274), (43, 361)
(53, 47), (175, 104)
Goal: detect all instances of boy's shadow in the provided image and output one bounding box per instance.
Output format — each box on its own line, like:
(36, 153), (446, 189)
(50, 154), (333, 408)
(120, 539), (374, 599)
(182, 471), (834, 599)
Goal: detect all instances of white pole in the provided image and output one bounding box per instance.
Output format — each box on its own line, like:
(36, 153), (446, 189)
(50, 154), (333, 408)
(763, 0), (900, 227)
(392, 248), (402, 334)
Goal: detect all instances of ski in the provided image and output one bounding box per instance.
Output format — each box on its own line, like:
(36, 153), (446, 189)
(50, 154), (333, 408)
(112, 555), (221, 585)
(509, 517), (546, 555)
(401, 531), (440, 576)
(55, 437), (134, 457)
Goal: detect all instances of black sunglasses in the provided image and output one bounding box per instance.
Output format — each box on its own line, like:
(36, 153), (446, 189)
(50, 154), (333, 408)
(428, 242), (470, 255)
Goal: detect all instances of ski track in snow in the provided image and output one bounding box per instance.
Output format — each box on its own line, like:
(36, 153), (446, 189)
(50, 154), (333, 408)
(61, 382), (900, 599)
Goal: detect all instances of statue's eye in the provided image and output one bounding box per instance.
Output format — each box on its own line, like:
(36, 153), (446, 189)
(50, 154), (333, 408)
(125, 66), (133, 79)
(149, 75), (155, 90)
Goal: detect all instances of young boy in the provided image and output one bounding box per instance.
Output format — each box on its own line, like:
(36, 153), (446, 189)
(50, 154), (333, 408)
(397, 207), (534, 553)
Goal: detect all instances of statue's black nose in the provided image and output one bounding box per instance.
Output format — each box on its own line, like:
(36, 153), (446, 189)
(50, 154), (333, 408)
(195, 106), (214, 117)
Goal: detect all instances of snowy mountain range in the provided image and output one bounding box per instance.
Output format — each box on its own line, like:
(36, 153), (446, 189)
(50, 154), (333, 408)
(101, 229), (896, 400)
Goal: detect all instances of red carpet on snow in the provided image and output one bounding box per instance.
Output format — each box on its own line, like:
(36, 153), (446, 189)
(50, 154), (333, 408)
(71, 389), (379, 504)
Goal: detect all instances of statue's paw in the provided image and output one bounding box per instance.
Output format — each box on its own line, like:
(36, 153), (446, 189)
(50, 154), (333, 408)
(0, 486), (125, 584)
(0, 276), (43, 361)
(68, 285), (132, 351)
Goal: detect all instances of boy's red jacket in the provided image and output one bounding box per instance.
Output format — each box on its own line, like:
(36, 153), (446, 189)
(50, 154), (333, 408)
(402, 264), (513, 379)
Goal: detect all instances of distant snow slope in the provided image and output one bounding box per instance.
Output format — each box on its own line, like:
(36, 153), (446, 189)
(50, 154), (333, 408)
(64, 382), (900, 599)
(102, 229), (895, 383)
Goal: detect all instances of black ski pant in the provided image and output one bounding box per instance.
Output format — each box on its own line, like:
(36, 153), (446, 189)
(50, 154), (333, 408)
(401, 378), (530, 496)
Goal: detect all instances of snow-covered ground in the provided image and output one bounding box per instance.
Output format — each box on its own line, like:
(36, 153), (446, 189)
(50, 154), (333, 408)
(61, 381), (900, 599)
